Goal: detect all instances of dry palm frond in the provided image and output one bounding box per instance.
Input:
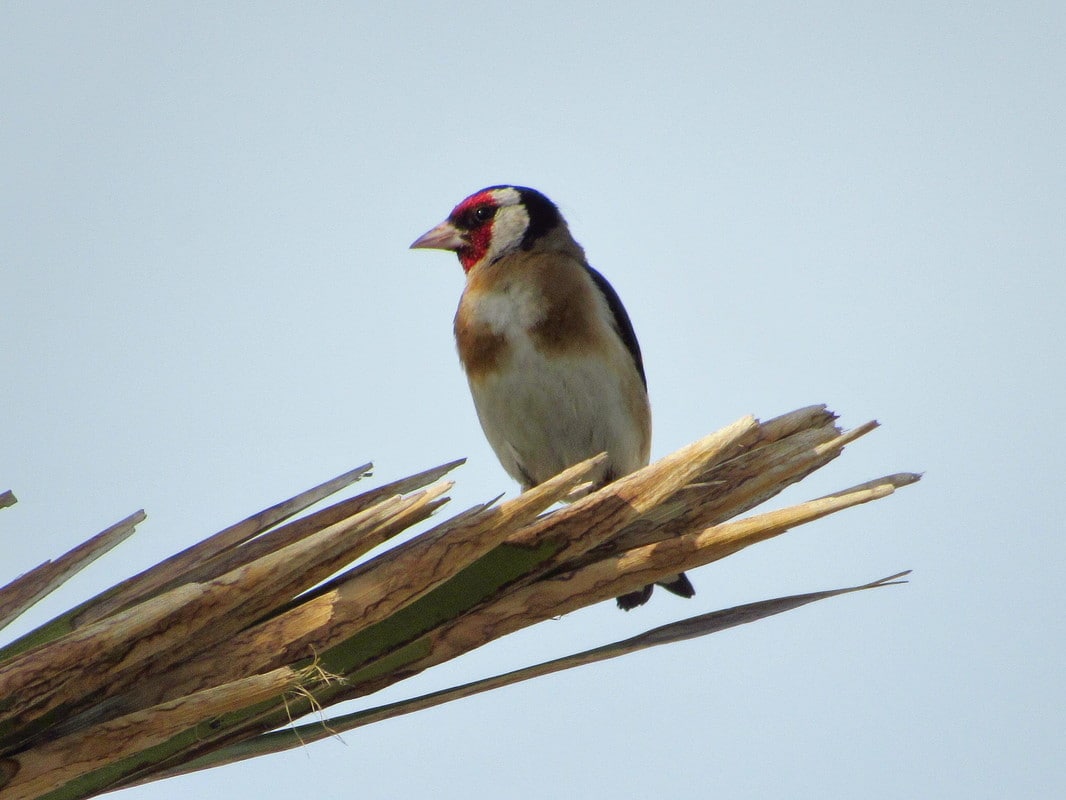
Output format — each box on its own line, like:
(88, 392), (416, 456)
(0, 406), (917, 800)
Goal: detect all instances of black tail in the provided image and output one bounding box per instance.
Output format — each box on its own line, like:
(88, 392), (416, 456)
(615, 572), (695, 611)
(659, 572), (695, 598)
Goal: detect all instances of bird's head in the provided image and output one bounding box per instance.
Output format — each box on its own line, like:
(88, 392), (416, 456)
(410, 185), (566, 273)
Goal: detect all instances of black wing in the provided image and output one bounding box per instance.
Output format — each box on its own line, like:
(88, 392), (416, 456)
(583, 264), (647, 390)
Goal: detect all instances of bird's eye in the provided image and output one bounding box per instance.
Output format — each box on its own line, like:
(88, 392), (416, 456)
(473, 205), (495, 223)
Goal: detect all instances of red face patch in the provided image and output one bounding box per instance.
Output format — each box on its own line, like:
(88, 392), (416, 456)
(450, 190), (497, 219)
(449, 191), (499, 272)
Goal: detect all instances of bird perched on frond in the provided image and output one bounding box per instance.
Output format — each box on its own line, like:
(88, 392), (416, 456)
(411, 185), (693, 610)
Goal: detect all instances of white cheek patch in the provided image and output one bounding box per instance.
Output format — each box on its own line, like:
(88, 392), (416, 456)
(485, 204), (531, 263)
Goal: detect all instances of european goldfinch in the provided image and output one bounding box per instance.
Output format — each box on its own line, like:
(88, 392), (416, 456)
(411, 185), (693, 610)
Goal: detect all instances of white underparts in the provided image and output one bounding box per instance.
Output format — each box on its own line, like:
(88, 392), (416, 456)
(467, 322), (647, 489)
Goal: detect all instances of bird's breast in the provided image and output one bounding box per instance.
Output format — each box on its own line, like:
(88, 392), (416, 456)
(454, 256), (606, 381)
(454, 279), (544, 381)
(453, 257), (651, 488)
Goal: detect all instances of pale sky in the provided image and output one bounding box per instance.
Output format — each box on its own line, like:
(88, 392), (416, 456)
(3, 3), (1063, 798)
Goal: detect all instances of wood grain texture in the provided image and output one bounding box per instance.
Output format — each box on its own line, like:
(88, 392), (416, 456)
(0, 511), (145, 635)
(0, 406), (918, 799)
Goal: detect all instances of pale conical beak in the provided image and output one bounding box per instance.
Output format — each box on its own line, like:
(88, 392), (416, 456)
(410, 220), (467, 251)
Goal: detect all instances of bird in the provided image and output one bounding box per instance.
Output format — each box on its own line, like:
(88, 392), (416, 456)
(411, 185), (694, 610)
